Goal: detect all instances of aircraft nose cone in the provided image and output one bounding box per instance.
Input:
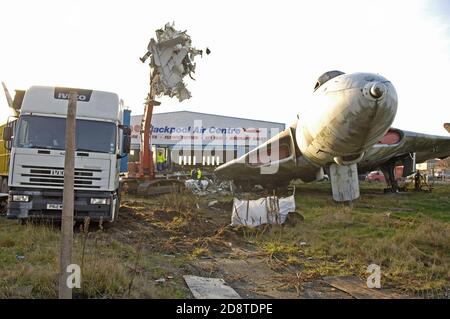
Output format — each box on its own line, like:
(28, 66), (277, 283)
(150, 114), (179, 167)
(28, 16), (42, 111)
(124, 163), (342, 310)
(369, 82), (386, 99)
(296, 73), (398, 166)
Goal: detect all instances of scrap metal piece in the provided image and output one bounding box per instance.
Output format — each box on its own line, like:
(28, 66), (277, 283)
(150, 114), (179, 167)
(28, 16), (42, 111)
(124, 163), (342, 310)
(142, 23), (205, 102)
(183, 275), (241, 299)
(2, 82), (13, 108)
(323, 276), (407, 299)
(2, 82), (22, 117)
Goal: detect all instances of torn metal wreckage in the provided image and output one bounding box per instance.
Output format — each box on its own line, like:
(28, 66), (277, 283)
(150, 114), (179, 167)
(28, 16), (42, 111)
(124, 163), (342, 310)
(140, 22), (208, 102)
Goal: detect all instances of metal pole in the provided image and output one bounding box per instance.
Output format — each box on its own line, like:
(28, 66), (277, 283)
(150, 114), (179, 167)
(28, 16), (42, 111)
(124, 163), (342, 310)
(59, 92), (77, 299)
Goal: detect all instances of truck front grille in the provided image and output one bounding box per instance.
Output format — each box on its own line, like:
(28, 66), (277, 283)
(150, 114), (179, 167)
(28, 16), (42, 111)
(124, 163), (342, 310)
(20, 165), (102, 189)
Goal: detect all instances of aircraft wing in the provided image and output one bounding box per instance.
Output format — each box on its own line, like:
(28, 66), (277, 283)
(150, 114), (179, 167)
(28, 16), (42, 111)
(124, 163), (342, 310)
(404, 131), (450, 162)
(359, 126), (450, 173)
(216, 123), (450, 189)
(214, 124), (302, 189)
(215, 122), (327, 189)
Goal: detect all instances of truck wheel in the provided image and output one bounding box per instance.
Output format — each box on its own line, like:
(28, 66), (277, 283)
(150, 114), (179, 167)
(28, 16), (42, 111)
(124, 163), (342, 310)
(114, 191), (121, 222)
(0, 177), (8, 194)
(0, 197), (6, 215)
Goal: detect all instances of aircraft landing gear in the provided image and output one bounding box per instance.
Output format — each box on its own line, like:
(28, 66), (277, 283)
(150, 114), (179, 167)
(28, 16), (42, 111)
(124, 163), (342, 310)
(329, 163), (360, 202)
(381, 162), (399, 193)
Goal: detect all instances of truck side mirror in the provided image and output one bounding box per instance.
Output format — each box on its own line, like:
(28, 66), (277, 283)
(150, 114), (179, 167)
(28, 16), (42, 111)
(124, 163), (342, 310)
(3, 126), (13, 142)
(123, 127), (131, 154)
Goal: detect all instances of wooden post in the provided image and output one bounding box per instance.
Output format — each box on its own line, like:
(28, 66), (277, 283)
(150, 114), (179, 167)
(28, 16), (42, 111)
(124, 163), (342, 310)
(59, 92), (77, 299)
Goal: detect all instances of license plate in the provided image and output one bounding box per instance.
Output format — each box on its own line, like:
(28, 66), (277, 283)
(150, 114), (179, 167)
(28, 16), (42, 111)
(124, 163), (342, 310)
(47, 204), (63, 210)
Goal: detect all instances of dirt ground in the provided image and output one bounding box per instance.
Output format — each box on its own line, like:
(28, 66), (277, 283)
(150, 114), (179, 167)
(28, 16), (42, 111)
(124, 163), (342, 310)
(1, 182), (448, 299)
(106, 193), (353, 299)
(102, 182), (450, 299)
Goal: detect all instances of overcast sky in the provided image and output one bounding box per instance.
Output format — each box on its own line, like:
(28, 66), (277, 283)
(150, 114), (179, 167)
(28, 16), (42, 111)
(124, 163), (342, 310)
(1, 0), (449, 135)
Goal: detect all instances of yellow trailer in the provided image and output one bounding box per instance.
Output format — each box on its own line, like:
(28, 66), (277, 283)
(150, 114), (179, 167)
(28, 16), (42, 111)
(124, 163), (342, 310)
(0, 122), (10, 193)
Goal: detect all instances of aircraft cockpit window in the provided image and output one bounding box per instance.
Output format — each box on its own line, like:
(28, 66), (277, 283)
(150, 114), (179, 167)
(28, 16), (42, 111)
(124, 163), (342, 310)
(314, 70), (345, 91)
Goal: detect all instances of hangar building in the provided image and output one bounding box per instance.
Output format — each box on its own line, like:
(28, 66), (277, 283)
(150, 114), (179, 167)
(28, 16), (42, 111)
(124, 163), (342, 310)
(129, 111), (285, 169)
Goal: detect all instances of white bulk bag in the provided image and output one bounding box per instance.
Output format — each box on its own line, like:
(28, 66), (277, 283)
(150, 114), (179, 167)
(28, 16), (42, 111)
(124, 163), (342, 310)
(231, 195), (296, 227)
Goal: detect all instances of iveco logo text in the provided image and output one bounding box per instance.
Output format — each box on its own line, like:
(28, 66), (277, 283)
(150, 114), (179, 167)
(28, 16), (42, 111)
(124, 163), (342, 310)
(50, 170), (64, 176)
(54, 88), (93, 102)
(56, 93), (88, 101)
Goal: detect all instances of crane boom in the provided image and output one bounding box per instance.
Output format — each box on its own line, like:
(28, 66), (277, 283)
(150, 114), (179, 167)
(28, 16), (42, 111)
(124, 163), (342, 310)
(139, 97), (158, 179)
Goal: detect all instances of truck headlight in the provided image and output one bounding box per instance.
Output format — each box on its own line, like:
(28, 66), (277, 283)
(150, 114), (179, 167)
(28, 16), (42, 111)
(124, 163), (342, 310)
(90, 198), (110, 205)
(13, 195), (30, 202)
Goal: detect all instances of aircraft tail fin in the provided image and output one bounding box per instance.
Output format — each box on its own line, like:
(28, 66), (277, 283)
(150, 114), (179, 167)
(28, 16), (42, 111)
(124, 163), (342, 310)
(445, 123), (450, 134)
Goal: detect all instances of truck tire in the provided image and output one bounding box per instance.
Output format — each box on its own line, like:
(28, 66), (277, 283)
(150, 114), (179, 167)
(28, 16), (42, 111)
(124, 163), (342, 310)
(111, 187), (121, 222)
(0, 177), (8, 194)
(0, 189), (6, 215)
(115, 191), (120, 222)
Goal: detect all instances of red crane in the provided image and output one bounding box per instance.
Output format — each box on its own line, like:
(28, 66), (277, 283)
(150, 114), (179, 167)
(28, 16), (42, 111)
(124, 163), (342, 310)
(138, 97), (158, 180)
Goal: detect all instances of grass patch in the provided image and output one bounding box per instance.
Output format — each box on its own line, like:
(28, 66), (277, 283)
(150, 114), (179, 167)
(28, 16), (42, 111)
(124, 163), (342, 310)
(0, 182), (448, 298)
(248, 182), (450, 293)
(0, 218), (190, 298)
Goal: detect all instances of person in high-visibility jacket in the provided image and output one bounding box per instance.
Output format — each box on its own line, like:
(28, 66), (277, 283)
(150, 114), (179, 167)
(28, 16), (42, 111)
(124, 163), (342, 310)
(156, 151), (166, 172)
(190, 166), (203, 187)
(195, 167), (203, 188)
(190, 168), (196, 180)
(196, 168), (202, 180)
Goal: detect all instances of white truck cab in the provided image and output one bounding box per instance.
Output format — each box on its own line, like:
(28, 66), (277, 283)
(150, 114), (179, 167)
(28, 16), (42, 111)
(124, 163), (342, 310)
(5, 86), (131, 222)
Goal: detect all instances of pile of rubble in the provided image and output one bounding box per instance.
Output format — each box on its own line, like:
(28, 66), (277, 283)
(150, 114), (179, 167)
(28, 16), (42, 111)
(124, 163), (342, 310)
(184, 178), (233, 196)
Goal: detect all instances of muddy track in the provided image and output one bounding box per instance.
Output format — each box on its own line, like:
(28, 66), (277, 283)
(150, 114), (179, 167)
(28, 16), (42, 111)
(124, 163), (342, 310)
(96, 196), (352, 299)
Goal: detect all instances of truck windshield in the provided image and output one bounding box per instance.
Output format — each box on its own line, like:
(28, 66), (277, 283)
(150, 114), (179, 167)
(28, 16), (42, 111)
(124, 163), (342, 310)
(14, 115), (117, 154)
